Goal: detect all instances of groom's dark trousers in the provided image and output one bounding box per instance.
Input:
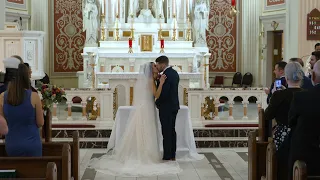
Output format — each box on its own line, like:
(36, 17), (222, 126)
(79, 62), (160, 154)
(156, 67), (180, 160)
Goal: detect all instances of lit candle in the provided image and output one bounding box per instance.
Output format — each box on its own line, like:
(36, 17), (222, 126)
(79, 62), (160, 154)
(186, 0), (189, 15)
(173, 0), (176, 16)
(101, 0), (104, 14)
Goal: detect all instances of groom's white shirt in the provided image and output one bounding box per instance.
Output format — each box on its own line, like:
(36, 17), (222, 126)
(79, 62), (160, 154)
(160, 66), (170, 75)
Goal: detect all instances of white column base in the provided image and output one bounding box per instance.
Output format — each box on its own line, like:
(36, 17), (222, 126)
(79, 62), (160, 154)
(228, 116), (234, 120)
(67, 117), (73, 121)
(52, 116), (58, 121)
(242, 116), (249, 120)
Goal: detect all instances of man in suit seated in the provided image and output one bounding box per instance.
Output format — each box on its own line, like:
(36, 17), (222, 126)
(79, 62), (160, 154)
(289, 58), (313, 89)
(265, 61), (288, 104)
(288, 60), (320, 179)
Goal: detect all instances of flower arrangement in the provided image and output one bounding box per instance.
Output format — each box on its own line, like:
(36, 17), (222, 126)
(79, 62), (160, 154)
(37, 83), (66, 110)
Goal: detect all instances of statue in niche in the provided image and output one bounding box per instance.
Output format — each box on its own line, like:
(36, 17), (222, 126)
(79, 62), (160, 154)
(129, 0), (140, 17)
(152, 0), (164, 19)
(193, 0), (209, 46)
(82, 0), (100, 46)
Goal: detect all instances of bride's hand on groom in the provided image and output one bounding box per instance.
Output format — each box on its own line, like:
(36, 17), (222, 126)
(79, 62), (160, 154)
(160, 74), (167, 85)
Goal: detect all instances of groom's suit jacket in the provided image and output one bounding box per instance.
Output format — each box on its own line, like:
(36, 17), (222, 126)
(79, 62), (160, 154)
(156, 67), (180, 111)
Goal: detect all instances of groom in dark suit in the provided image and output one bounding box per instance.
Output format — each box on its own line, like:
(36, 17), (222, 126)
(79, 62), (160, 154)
(155, 56), (180, 161)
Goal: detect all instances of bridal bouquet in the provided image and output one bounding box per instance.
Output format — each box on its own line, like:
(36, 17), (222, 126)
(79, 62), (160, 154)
(37, 83), (66, 110)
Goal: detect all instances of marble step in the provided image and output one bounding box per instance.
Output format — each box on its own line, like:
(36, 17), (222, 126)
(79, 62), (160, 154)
(52, 137), (249, 148)
(52, 128), (257, 138)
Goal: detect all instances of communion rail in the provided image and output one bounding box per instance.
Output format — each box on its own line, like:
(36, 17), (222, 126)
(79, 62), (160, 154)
(51, 88), (267, 126)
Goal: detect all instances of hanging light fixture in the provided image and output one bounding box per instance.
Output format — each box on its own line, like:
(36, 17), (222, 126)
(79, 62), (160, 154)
(229, 0), (238, 17)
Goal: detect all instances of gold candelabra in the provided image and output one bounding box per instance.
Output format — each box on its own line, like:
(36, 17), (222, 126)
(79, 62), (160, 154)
(186, 14), (192, 41)
(114, 14), (120, 41)
(203, 63), (209, 89)
(87, 52), (96, 88)
(172, 14), (177, 41)
(100, 14), (106, 41)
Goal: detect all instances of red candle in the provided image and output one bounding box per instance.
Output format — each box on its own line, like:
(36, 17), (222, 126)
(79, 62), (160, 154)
(129, 38), (132, 48)
(160, 39), (164, 48)
(231, 0), (236, 6)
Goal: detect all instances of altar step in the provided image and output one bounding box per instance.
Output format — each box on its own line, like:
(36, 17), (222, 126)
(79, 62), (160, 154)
(52, 127), (257, 148)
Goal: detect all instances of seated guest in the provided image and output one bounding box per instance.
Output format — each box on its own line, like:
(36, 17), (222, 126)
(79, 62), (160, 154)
(308, 51), (320, 78)
(265, 62), (304, 180)
(0, 115), (8, 135)
(24, 63), (37, 92)
(288, 60), (320, 179)
(0, 57), (23, 94)
(289, 58), (313, 89)
(265, 61), (287, 104)
(0, 64), (44, 157)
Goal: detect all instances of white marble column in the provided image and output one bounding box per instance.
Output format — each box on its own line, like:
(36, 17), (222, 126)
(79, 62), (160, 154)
(241, 0), (261, 86)
(31, 0), (49, 73)
(0, 0), (5, 30)
(284, 0), (299, 60)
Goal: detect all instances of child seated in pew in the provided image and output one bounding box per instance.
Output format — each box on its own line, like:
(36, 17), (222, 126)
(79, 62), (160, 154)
(0, 64), (44, 157)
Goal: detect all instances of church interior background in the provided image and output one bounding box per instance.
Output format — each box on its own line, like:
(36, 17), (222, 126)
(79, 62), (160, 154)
(0, 0), (320, 179)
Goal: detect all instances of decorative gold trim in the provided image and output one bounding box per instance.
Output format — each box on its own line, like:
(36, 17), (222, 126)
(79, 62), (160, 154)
(113, 88), (118, 120)
(162, 31), (170, 37)
(130, 87), (134, 105)
(109, 31), (114, 37)
(140, 35), (153, 52)
(123, 31), (131, 37)
(179, 31), (184, 37)
(183, 88), (188, 106)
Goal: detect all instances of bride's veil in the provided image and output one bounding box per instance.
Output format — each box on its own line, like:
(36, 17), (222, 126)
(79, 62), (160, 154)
(106, 62), (160, 156)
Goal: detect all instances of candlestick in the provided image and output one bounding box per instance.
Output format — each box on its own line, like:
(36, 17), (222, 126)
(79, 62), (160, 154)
(186, 14), (192, 41)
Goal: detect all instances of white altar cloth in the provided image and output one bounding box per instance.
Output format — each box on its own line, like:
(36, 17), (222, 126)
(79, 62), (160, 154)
(109, 105), (203, 161)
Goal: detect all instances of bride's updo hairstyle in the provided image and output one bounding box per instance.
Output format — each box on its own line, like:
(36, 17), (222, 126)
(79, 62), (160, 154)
(284, 62), (304, 85)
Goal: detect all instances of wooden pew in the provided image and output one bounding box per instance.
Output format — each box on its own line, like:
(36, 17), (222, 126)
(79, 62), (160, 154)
(0, 131), (79, 180)
(248, 108), (269, 180)
(293, 161), (320, 180)
(0, 162), (57, 180)
(43, 131), (79, 180)
(44, 109), (52, 142)
(260, 141), (276, 180)
(0, 143), (71, 180)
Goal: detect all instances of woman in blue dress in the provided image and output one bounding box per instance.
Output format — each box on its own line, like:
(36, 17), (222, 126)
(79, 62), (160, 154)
(0, 64), (44, 157)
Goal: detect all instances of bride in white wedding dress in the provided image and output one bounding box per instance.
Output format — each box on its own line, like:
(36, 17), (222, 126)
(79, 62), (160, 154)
(88, 62), (183, 177)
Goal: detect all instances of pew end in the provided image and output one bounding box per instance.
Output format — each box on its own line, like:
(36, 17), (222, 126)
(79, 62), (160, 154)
(0, 144), (71, 180)
(261, 141), (276, 180)
(248, 130), (268, 180)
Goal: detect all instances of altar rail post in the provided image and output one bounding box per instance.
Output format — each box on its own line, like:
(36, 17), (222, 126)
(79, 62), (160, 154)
(52, 88), (114, 124)
(188, 88), (267, 126)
